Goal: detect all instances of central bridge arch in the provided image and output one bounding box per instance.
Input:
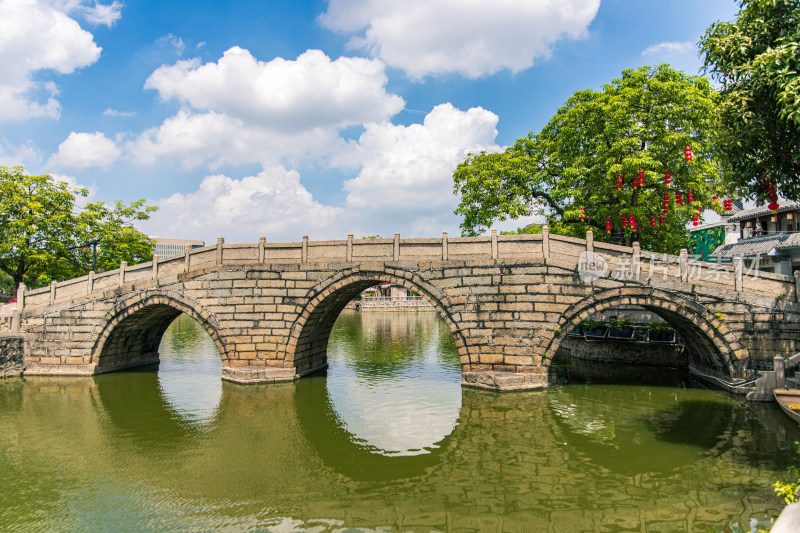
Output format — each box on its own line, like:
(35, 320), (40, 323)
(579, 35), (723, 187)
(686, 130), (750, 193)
(543, 287), (747, 376)
(285, 268), (469, 376)
(90, 290), (226, 373)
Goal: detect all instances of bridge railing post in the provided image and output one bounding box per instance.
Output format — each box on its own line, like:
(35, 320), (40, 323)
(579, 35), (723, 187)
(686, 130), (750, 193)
(586, 230), (593, 253)
(632, 241), (641, 281)
(679, 249), (688, 282)
(216, 237), (224, 265)
(542, 225), (550, 261)
(442, 231), (448, 261)
(393, 232), (400, 261)
(302, 235), (308, 262)
(775, 355), (786, 389)
(491, 228), (498, 260)
(50, 281), (56, 305)
(87, 271), (94, 294)
(18, 283), (24, 312)
(347, 233), (353, 262)
(734, 256), (743, 292)
(795, 271), (800, 302)
(184, 245), (191, 271)
(119, 261), (127, 286)
(152, 255), (159, 284)
(258, 236), (266, 264)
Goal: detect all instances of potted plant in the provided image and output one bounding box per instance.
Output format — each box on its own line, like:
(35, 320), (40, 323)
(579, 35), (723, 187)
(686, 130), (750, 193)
(608, 318), (635, 340)
(647, 321), (675, 342)
(579, 318), (608, 339)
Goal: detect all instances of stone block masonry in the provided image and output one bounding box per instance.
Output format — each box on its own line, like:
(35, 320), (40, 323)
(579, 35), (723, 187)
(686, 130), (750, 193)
(0, 336), (24, 377)
(11, 231), (800, 391)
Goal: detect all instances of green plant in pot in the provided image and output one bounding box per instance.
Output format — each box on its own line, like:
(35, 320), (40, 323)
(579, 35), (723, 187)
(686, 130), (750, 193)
(647, 321), (675, 342)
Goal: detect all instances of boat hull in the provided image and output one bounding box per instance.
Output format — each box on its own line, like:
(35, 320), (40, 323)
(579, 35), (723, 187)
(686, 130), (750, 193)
(774, 389), (800, 424)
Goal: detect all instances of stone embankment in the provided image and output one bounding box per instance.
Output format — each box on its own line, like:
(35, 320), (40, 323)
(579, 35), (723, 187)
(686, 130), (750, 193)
(0, 336), (24, 378)
(556, 336), (686, 367)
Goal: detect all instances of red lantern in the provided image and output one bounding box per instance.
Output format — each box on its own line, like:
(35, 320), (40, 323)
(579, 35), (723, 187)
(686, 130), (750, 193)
(664, 171), (671, 185)
(659, 215), (665, 224)
(650, 216), (656, 227)
(616, 174), (623, 189)
(685, 146), (692, 161)
(630, 216), (637, 230)
(638, 170), (645, 187)
(712, 195), (718, 201)
(687, 189), (694, 203)
(579, 207), (585, 221)
(675, 192), (683, 206)
(768, 202), (780, 212)
(605, 217), (612, 232)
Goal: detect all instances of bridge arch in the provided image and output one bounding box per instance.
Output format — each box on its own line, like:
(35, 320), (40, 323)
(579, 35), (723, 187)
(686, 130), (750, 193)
(284, 268), (469, 375)
(543, 287), (747, 376)
(90, 290), (226, 373)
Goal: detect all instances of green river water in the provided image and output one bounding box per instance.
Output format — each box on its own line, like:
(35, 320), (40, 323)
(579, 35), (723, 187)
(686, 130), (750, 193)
(1, 311), (799, 532)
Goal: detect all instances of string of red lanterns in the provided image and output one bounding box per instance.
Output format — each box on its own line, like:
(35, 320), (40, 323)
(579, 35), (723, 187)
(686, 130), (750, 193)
(574, 146), (742, 234)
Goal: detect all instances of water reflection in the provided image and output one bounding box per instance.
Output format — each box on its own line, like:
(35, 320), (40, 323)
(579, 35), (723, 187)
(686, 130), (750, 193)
(158, 314), (222, 426)
(326, 311), (462, 456)
(1, 313), (799, 531)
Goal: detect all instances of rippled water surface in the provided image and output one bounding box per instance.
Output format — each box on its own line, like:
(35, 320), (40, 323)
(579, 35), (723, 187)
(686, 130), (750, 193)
(1, 311), (799, 532)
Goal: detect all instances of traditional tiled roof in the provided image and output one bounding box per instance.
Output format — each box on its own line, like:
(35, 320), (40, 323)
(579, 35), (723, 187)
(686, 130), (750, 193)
(776, 232), (800, 250)
(726, 201), (800, 222)
(711, 232), (800, 258)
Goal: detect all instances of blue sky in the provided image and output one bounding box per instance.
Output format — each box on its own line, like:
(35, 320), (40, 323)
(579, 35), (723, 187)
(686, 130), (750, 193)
(0, 0), (739, 243)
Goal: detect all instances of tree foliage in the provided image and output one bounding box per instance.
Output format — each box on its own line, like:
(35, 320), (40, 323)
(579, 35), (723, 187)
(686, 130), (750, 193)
(773, 441), (800, 505)
(0, 166), (157, 290)
(699, 0), (800, 200)
(453, 65), (725, 253)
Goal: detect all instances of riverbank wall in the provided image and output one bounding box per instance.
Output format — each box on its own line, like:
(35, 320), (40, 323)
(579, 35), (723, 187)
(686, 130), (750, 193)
(555, 336), (687, 367)
(0, 336), (24, 377)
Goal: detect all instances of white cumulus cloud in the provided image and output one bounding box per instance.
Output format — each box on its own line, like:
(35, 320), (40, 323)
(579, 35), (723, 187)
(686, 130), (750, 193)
(319, 0), (600, 79)
(642, 41), (695, 57)
(141, 166), (345, 243)
(49, 131), (121, 168)
(0, 0), (105, 120)
(81, 0), (122, 26)
(0, 139), (42, 167)
(343, 103), (500, 211)
(127, 109), (347, 169)
(144, 47), (405, 131)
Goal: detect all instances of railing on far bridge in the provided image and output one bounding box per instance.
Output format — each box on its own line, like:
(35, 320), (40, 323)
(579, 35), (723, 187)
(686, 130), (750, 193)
(356, 295), (435, 311)
(12, 228), (800, 313)
(0, 305), (19, 335)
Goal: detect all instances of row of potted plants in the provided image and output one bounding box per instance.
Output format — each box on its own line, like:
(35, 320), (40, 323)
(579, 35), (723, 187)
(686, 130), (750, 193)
(569, 319), (676, 342)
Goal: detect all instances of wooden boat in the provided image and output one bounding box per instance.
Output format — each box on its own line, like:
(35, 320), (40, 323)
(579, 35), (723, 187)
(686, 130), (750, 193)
(774, 389), (800, 423)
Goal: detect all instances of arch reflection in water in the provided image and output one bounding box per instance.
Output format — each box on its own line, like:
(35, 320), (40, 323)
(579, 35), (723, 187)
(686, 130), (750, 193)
(325, 311), (462, 456)
(157, 314), (222, 426)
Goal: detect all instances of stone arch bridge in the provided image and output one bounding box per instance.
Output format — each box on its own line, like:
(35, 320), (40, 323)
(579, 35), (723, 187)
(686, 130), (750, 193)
(9, 229), (800, 391)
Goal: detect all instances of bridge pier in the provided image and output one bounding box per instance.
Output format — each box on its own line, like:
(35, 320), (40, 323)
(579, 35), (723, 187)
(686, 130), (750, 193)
(221, 365), (313, 384)
(462, 370), (547, 391)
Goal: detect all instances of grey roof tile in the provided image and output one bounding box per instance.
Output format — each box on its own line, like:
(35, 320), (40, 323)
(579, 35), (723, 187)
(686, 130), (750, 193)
(726, 200), (800, 222)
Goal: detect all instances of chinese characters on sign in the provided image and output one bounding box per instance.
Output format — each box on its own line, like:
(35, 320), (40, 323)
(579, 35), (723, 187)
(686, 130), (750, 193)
(578, 251), (759, 283)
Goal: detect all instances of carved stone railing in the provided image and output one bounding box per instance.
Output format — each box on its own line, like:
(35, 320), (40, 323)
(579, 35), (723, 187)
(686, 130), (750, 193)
(14, 228), (799, 312)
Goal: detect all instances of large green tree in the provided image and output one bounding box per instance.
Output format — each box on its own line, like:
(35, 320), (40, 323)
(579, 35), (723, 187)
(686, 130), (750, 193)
(699, 0), (800, 200)
(453, 65), (725, 253)
(0, 166), (157, 290)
